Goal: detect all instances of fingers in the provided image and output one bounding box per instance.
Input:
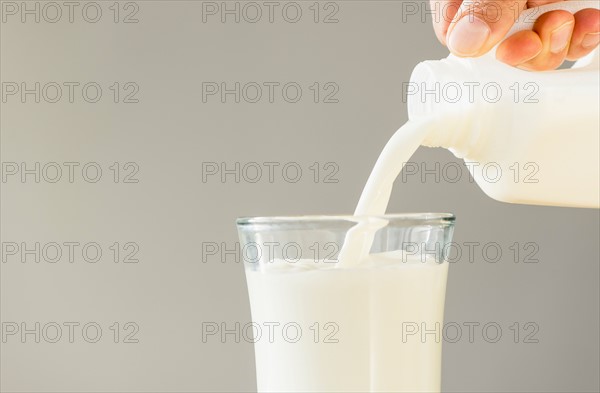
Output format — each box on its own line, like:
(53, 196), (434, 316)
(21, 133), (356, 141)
(434, 0), (600, 69)
(567, 8), (600, 60)
(430, 0), (462, 46)
(498, 10), (575, 70)
(446, 0), (528, 57)
(496, 30), (543, 66)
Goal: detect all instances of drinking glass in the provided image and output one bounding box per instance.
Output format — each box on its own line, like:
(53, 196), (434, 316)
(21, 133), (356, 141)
(236, 213), (455, 393)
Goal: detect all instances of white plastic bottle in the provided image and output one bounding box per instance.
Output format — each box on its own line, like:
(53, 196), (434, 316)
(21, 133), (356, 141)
(408, 1), (600, 208)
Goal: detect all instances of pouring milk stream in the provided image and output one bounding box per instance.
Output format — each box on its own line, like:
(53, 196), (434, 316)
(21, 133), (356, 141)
(339, 1), (600, 265)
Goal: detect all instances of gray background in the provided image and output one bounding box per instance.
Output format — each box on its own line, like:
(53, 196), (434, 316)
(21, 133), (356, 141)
(1, 1), (598, 392)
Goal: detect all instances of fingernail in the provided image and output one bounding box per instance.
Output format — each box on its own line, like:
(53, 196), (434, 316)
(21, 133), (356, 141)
(448, 16), (491, 56)
(582, 32), (600, 49)
(550, 22), (574, 54)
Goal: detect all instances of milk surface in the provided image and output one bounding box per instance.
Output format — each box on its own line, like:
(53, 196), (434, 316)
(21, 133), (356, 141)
(246, 252), (448, 393)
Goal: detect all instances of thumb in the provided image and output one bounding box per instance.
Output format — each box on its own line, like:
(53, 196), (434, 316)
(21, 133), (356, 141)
(446, 0), (528, 57)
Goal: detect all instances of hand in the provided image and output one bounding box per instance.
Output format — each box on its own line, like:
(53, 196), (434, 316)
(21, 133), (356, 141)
(430, 0), (600, 70)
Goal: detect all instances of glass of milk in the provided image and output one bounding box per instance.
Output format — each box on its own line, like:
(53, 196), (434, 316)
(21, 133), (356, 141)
(237, 213), (455, 393)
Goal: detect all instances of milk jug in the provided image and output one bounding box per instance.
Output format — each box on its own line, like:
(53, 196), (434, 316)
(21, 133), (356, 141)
(408, 1), (600, 208)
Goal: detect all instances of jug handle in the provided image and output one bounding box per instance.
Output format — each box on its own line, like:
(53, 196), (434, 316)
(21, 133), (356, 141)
(468, 1), (600, 69)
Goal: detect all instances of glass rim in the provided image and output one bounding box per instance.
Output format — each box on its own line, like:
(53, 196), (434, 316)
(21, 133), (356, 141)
(236, 213), (455, 227)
